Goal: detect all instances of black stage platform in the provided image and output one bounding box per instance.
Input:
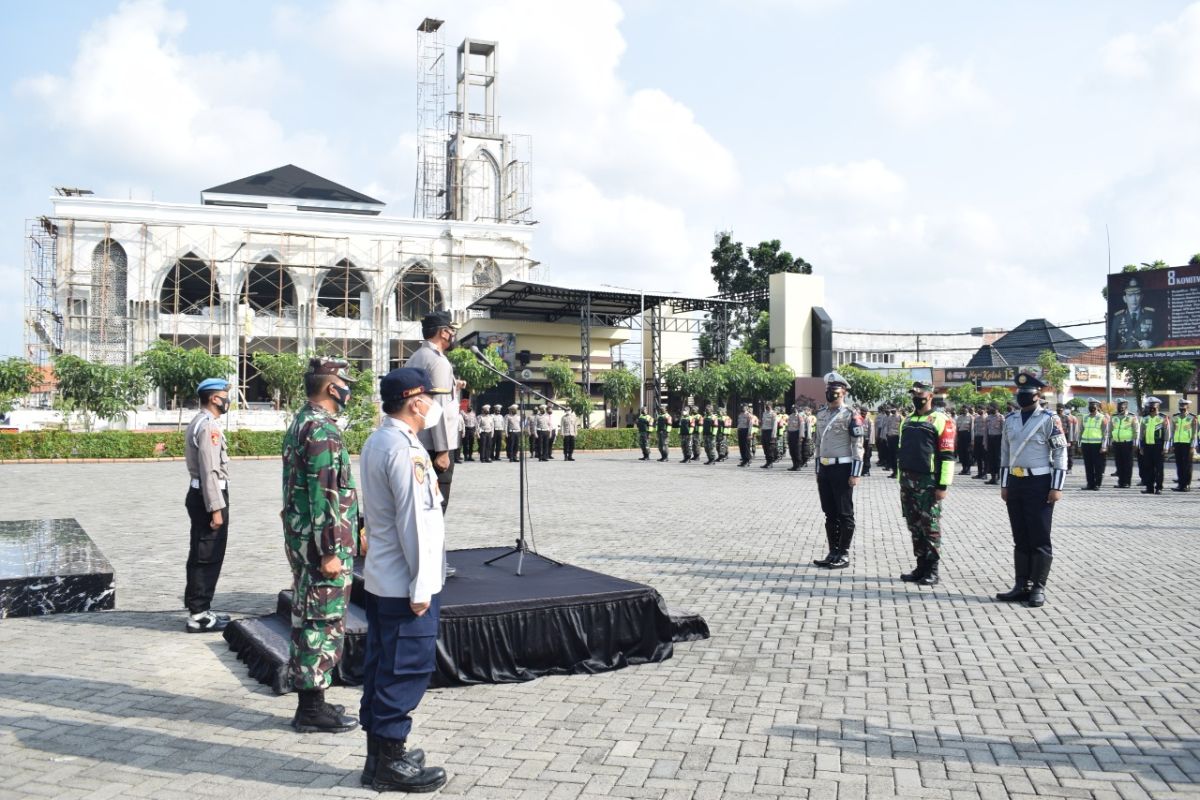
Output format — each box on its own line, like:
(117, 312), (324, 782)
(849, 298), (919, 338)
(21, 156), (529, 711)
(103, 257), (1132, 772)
(0, 519), (115, 618)
(225, 547), (708, 693)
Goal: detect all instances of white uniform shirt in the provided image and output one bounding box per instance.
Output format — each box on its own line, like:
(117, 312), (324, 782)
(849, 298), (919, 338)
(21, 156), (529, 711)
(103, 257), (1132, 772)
(360, 415), (446, 603)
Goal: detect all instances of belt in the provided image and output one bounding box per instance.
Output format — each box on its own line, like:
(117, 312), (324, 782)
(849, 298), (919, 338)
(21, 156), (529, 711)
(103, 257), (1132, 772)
(1008, 467), (1050, 478)
(190, 478), (228, 490)
(820, 457), (853, 465)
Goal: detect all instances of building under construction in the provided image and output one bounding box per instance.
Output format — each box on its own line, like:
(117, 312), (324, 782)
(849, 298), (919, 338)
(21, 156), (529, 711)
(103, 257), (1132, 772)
(23, 20), (536, 409)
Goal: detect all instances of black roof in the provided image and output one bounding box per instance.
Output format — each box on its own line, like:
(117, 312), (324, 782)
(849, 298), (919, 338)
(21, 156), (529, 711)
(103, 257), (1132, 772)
(203, 165), (383, 206)
(468, 280), (742, 324)
(967, 319), (1088, 367)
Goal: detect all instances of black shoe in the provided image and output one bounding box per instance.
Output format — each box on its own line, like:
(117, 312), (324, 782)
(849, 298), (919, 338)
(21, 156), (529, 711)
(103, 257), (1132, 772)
(737, 462), (747, 467)
(185, 610), (229, 633)
(292, 689), (358, 734)
(787, 466), (799, 472)
(658, 457), (667, 462)
(373, 737), (446, 793)
(812, 551), (836, 567)
(705, 459), (715, 465)
(760, 462), (771, 469)
(826, 551), (850, 570)
(972, 473), (986, 480)
(985, 478), (998, 485)
(363, 734), (426, 786)
(900, 562), (926, 582)
(1142, 488), (1155, 494)
(917, 561), (939, 586)
(638, 455), (648, 461)
(1025, 552), (1052, 607)
(1080, 486), (1093, 491)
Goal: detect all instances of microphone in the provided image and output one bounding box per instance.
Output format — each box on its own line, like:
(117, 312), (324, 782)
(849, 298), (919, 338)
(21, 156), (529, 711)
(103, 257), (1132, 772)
(470, 345), (485, 358)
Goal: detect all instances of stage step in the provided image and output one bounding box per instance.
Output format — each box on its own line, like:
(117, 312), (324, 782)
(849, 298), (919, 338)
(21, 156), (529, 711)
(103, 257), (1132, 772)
(0, 519), (115, 618)
(666, 607), (710, 642)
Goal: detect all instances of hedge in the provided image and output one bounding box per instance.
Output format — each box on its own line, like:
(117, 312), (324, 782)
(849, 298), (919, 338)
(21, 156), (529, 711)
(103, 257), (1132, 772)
(0, 427), (662, 460)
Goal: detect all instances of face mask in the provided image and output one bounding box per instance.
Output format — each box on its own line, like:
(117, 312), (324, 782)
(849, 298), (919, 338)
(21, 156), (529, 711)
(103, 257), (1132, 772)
(213, 396), (230, 414)
(421, 397), (444, 429)
(330, 384), (351, 410)
(912, 396), (930, 412)
(1016, 391), (1037, 408)
(825, 388), (839, 403)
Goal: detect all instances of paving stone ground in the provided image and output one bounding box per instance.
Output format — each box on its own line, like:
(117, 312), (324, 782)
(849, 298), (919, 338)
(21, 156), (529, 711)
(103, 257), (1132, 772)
(1, 450), (1198, 800)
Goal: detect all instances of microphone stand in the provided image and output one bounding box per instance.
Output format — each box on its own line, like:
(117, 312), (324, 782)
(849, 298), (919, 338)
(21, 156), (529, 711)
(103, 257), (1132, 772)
(469, 348), (567, 575)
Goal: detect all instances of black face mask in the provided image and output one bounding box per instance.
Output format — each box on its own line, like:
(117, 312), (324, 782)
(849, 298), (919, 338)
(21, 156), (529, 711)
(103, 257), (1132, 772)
(331, 384), (351, 410)
(1016, 391), (1038, 408)
(912, 396), (930, 413)
(213, 396), (230, 414)
(825, 388), (839, 403)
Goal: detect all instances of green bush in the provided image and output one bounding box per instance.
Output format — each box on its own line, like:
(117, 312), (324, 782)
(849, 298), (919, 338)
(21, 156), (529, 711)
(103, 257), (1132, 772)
(574, 427), (682, 450)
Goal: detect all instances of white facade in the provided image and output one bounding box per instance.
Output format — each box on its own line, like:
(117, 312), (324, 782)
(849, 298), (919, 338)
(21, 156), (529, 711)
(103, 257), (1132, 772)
(832, 330), (987, 368)
(38, 193), (535, 408)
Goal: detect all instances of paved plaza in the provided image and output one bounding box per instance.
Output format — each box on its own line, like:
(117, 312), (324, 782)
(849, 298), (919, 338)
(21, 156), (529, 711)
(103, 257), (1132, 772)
(0, 451), (1197, 800)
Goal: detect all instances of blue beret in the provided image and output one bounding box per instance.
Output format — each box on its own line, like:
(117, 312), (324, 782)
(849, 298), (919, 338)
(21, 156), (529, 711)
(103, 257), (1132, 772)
(197, 378), (230, 394)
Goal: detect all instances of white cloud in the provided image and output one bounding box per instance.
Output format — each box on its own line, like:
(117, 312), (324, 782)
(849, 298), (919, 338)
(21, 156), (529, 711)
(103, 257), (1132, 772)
(1099, 2), (1200, 99)
(783, 159), (906, 207)
(876, 46), (992, 127)
(15, 0), (337, 183)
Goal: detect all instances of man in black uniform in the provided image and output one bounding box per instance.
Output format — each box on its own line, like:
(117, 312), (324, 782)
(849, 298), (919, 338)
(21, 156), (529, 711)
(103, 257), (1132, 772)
(812, 373), (865, 570)
(736, 405), (752, 467)
(678, 408), (694, 463)
(636, 407), (653, 461)
(655, 407), (671, 461)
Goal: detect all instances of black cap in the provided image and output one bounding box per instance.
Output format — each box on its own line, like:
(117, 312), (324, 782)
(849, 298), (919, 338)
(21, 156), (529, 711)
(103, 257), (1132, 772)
(910, 380), (934, 393)
(420, 311), (458, 338)
(1015, 372), (1046, 389)
(379, 367), (434, 401)
(307, 357), (356, 383)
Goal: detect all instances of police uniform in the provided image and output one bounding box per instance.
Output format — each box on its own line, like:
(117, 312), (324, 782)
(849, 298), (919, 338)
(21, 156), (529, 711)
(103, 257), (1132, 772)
(183, 378), (231, 633)
(860, 408), (874, 476)
(690, 408), (702, 461)
(358, 367), (448, 793)
(702, 408), (718, 464)
(971, 406), (988, 478)
(896, 382), (956, 586)
(786, 408), (804, 470)
(736, 407), (752, 466)
(1109, 278), (1159, 351)
(405, 313), (461, 511)
(505, 406), (522, 462)
(954, 409), (974, 474)
(493, 409), (505, 461)
(461, 408), (477, 461)
(476, 405), (494, 463)
(1138, 398), (1172, 494)
(281, 358), (360, 733)
(560, 409), (579, 461)
(655, 408), (672, 461)
(1079, 400), (1110, 490)
(636, 409), (653, 460)
(984, 404), (1005, 483)
(759, 406), (777, 468)
(1171, 400), (1197, 491)
(678, 408), (694, 463)
(997, 372), (1067, 608)
(535, 407), (553, 461)
(1109, 401), (1138, 488)
(812, 372), (865, 569)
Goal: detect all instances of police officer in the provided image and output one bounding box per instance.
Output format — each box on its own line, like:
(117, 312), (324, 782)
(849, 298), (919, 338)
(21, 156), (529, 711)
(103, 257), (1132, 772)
(636, 406), (653, 460)
(1079, 398), (1110, 490)
(759, 404), (777, 468)
(716, 408), (731, 462)
(786, 405), (805, 471)
(897, 382), (956, 586)
(812, 372), (865, 570)
(775, 406), (788, 467)
(461, 405), (477, 461)
(996, 373), (1067, 608)
(875, 406), (891, 472)
(535, 405), (553, 461)
(1109, 277), (1159, 351)
(984, 402), (1005, 484)
(183, 377), (232, 633)
(492, 404), (505, 462)
(698, 406), (715, 464)
(954, 405), (974, 475)
(1139, 397), (1171, 494)
(733, 405), (750, 466)
(655, 406), (672, 461)
(885, 407), (901, 478)
(859, 406), (874, 476)
(972, 405), (988, 478)
(405, 312), (463, 511)
(1171, 399), (1197, 492)
(678, 406), (694, 463)
(505, 404), (522, 462)
(560, 406), (579, 461)
(282, 358), (360, 733)
(690, 406), (702, 461)
(476, 405), (493, 463)
(1109, 399), (1138, 488)
(358, 367), (448, 793)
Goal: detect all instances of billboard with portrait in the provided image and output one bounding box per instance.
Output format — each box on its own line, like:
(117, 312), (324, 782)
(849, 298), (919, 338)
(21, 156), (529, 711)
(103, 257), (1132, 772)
(476, 331), (518, 368)
(1107, 266), (1200, 361)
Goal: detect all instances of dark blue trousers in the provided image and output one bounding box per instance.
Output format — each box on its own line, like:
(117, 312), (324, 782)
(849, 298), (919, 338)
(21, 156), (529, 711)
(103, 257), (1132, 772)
(359, 591), (440, 742)
(1004, 474), (1054, 558)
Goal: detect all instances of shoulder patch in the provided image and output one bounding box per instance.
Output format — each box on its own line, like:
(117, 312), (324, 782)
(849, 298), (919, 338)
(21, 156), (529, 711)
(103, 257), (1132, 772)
(210, 429), (221, 447)
(414, 458), (427, 484)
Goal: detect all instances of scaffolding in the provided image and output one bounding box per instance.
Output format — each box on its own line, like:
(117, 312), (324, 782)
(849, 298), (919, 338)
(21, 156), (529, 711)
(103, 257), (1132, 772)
(414, 18), (450, 220)
(24, 217), (61, 369)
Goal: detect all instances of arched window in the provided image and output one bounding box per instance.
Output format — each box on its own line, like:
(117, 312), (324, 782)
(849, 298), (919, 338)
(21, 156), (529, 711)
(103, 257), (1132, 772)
(242, 255), (296, 317)
(317, 259), (369, 320)
(472, 258), (502, 290)
(461, 150), (500, 222)
(160, 252), (216, 315)
(91, 239), (128, 319)
(396, 266), (444, 321)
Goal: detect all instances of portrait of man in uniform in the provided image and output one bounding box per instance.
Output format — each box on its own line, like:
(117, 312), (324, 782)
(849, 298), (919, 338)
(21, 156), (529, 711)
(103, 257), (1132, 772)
(1109, 277), (1161, 351)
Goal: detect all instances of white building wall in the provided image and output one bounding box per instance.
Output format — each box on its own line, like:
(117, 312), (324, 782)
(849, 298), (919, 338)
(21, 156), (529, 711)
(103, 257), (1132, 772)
(832, 331), (984, 368)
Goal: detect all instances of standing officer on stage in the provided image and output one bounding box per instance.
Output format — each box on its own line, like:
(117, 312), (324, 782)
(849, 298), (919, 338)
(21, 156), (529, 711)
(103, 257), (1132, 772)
(560, 406), (579, 461)
(1172, 398), (1197, 492)
(1079, 398), (1110, 490)
(678, 406), (694, 463)
(736, 404), (752, 466)
(1139, 397), (1171, 494)
(759, 403), (777, 468)
(954, 405), (974, 475)
(996, 372), (1067, 608)
(282, 357), (360, 733)
(1110, 399), (1138, 488)
(358, 367), (448, 793)
(896, 382), (956, 586)
(183, 377), (232, 633)
(636, 406), (653, 461)
(702, 406), (718, 464)
(405, 312), (462, 512)
(655, 406), (672, 461)
(812, 372), (864, 570)
(476, 405), (493, 463)
(461, 405), (477, 462)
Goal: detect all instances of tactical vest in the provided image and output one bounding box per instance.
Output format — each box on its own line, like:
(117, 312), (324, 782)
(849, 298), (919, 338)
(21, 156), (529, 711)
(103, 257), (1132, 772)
(637, 414), (653, 433)
(1176, 414), (1195, 441)
(1111, 414), (1135, 442)
(898, 412), (951, 474)
(656, 414), (670, 433)
(1144, 416), (1165, 445)
(1081, 415), (1105, 444)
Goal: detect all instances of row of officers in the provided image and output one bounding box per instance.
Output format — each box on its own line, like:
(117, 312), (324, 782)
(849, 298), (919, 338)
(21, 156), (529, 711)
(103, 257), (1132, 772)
(456, 404), (581, 463)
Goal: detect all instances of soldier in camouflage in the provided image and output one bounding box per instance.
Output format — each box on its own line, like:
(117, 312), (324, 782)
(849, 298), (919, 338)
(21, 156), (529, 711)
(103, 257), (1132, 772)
(281, 357), (361, 734)
(896, 382), (957, 587)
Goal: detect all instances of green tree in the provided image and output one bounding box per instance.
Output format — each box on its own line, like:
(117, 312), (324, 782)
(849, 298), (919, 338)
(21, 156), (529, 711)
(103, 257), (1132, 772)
(663, 364), (687, 397)
(1190, 253), (1200, 267)
(842, 365), (887, 407)
(600, 365), (640, 426)
(763, 363), (796, 404)
(688, 363), (728, 407)
(53, 354), (148, 431)
(138, 340), (233, 428)
(946, 383), (991, 409)
(343, 364), (378, 433)
(540, 355), (577, 400)
(1037, 350), (1070, 397)
(252, 351), (307, 411)
(1119, 360), (1197, 405)
(446, 345), (505, 396)
(1101, 260), (1171, 300)
(0, 357), (38, 412)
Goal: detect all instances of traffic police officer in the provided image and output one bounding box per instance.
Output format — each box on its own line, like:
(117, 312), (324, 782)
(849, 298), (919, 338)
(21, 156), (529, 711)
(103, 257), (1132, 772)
(971, 405), (988, 478)
(1109, 399), (1138, 488)
(636, 406), (653, 460)
(282, 358), (360, 733)
(183, 377), (232, 633)
(1138, 397), (1171, 494)
(984, 402), (1005, 483)
(1079, 398), (1110, 490)
(1171, 398), (1197, 492)
(358, 367), (448, 793)
(812, 372), (864, 569)
(492, 405), (505, 461)
(996, 372), (1066, 608)
(786, 405), (805, 471)
(896, 382), (956, 586)
(655, 406), (672, 461)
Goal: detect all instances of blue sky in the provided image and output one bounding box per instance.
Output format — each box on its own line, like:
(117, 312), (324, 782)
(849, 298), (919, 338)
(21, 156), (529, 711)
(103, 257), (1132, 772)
(3, 0), (1199, 357)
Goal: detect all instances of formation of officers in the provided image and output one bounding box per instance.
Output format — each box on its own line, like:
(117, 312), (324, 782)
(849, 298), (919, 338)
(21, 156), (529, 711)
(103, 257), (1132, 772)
(458, 403), (580, 463)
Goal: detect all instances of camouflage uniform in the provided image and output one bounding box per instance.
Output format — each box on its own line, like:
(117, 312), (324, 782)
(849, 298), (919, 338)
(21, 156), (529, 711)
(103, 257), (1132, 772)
(282, 400), (360, 691)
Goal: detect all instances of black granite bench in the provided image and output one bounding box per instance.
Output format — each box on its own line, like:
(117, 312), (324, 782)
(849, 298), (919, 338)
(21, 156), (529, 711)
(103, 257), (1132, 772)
(0, 518), (115, 618)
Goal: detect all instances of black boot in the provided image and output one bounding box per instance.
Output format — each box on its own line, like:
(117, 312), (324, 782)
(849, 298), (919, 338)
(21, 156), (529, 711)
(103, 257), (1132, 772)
(363, 733), (426, 786)
(826, 550), (850, 569)
(900, 560), (927, 582)
(917, 556), (939, 586)
(292, 689), (358, 734)
(995, 551), (1031, 602)
(827, 521), (855, 569)
(813, 521), (839, 567)
(373, 737), (447, 793)
(1026, 552), (1053, 608)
